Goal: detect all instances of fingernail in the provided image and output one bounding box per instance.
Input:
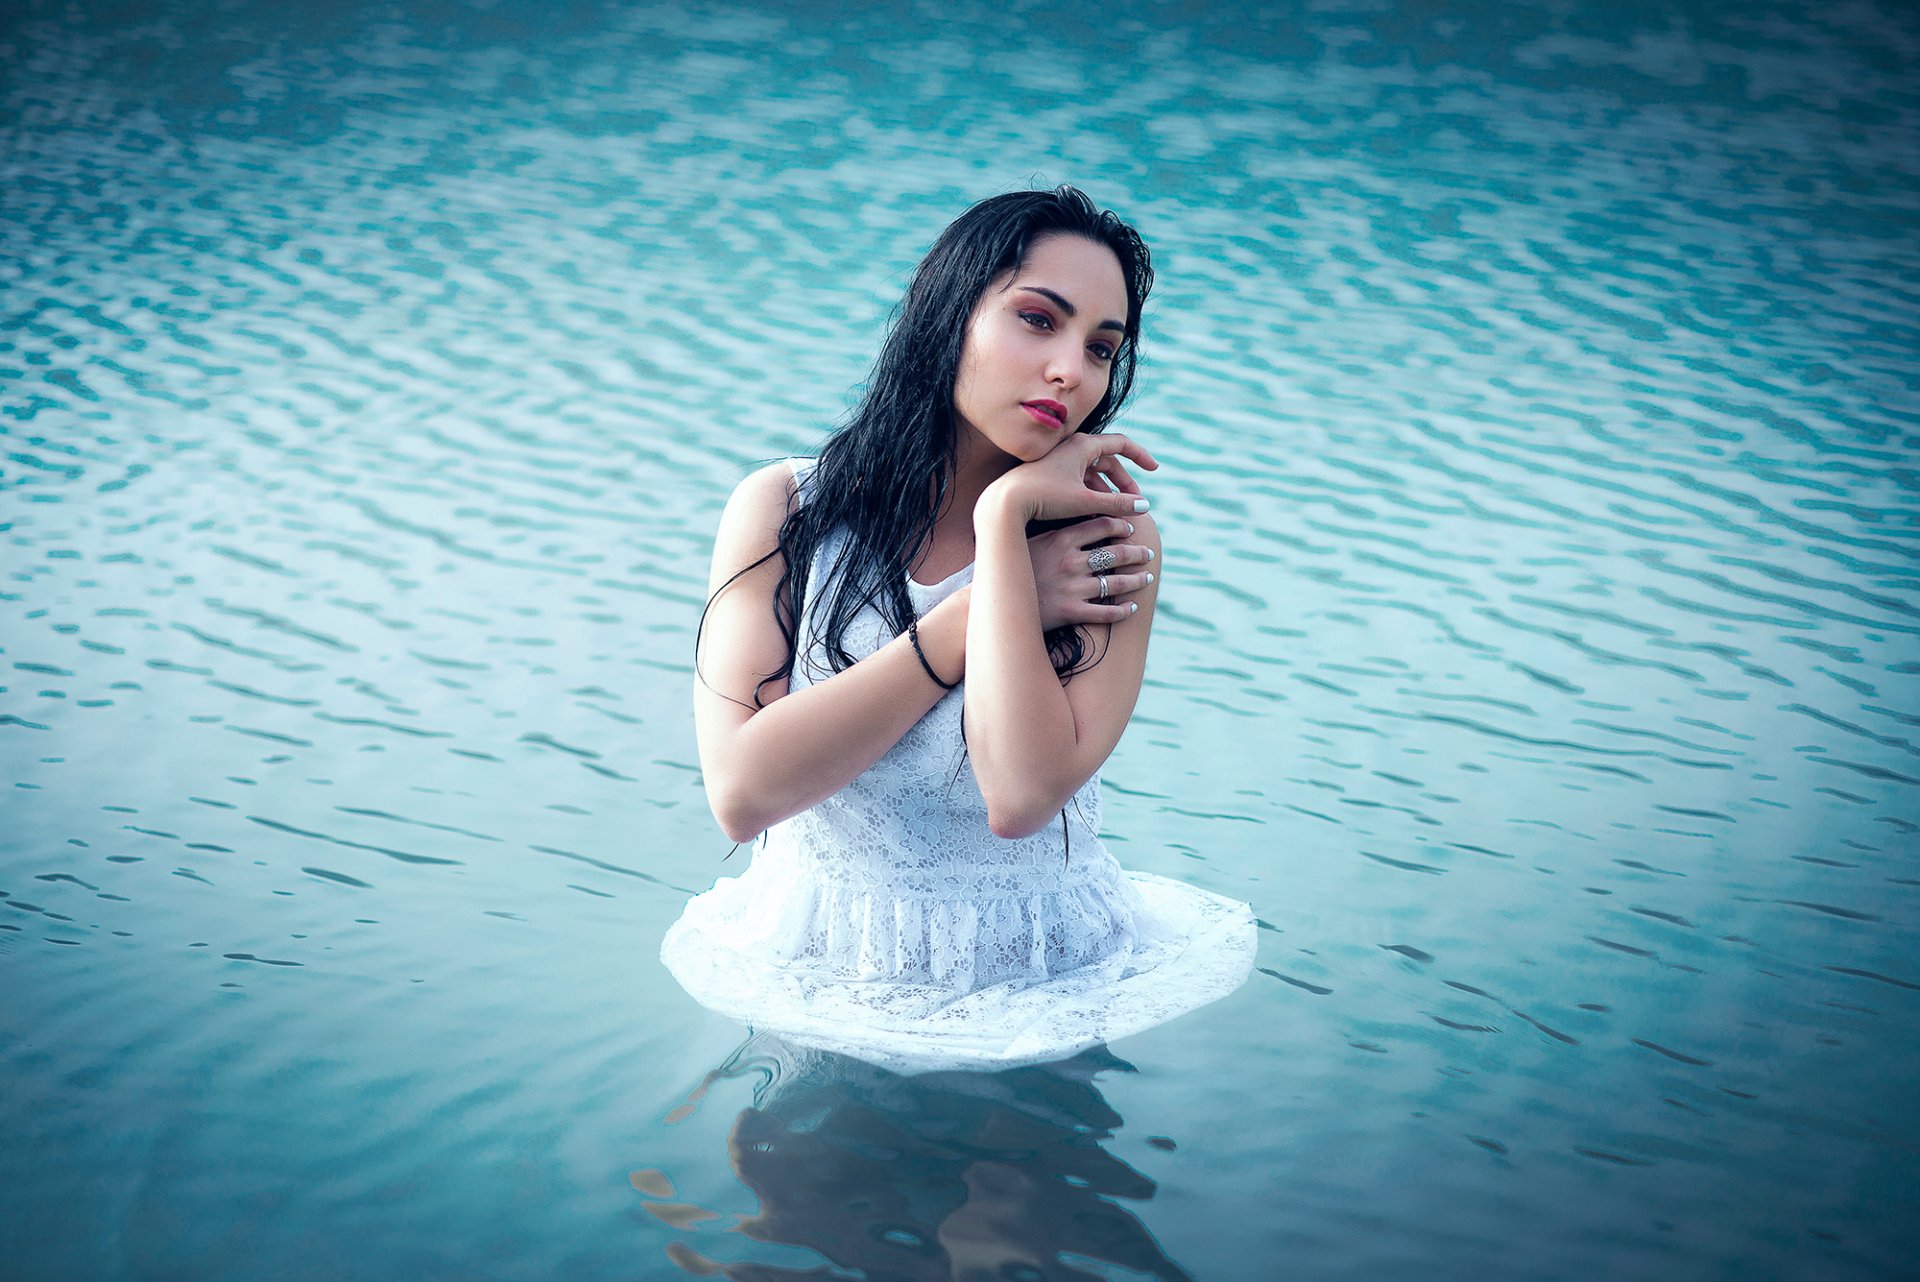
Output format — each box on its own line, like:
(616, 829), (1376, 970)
(1129, 601), (1138, 613)
(1133, 499), (1150, 513)
(1125, 521), (1135, 535)
(1145, 548), (1154, 561)
(1146, 572), (1155, 585)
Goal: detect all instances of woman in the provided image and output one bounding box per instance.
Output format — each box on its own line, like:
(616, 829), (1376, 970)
(662, 187), (1254, 1072)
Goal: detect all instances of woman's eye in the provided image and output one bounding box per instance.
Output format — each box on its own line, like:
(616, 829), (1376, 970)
(1018, 310), (1054, 331)
(1089, 343), (1116, 362)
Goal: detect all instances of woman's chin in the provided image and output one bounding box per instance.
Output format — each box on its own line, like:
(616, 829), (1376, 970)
(965, 418), (1072, 469)
(1025, 427), (1078, 459)
(983, 435), (1052, 466)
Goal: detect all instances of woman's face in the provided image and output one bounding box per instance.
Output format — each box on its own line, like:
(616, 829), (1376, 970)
(951, 233), (1130, 465)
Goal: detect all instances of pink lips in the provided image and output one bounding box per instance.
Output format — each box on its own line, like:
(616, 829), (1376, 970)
(1022, 399), (1067, 429)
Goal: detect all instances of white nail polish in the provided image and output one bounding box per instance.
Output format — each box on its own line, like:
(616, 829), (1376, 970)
(1145, 548), (1154, 561)
(1146, 572), (1155, 585)
(1133, 499), (1150, 513)
(1128, 601), (1138, 613)
(1125, 522), (1134, 535)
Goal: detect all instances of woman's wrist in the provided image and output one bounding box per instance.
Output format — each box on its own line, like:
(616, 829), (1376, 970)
(976, 475), (1038, 535)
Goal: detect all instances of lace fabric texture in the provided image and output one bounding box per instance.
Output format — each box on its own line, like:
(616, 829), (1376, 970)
(662, 460), (1255, 1073)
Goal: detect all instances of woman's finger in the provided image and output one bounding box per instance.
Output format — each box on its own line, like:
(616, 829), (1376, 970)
(1084, 432), (1159, 472)
(1068, 598), (1140, 625)
(1099, 457), (1142, 496)
(1073, 517), (1137, 548)
(1090, 569), (1155, 600)
(1074, 544), (1153, 574)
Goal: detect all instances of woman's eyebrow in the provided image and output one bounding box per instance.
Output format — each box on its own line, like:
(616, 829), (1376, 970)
(1020, 285), (1127, 336)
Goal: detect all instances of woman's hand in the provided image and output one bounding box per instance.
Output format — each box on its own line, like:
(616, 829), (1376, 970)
(1029, 518), (1155, 630)
(988, 432), (1160, 525)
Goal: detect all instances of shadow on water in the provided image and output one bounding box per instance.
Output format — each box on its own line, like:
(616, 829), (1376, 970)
(634, 1034), (1192, 1282)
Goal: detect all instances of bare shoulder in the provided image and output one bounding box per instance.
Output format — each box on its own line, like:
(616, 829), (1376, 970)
(721, 461), (800, 526)
(709, 462), (800, 588)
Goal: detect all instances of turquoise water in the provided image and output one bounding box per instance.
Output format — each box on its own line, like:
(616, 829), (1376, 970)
(3, 0), (1917, 1276)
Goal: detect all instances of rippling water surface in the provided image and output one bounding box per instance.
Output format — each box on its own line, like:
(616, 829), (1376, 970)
(4, 0), (1917, 1277)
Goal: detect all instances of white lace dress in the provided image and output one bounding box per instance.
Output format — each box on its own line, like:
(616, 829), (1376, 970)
(661, 460), (1256, 1073)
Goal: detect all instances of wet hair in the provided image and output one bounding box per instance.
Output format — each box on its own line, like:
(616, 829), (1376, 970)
(739, 184), (1155, 703)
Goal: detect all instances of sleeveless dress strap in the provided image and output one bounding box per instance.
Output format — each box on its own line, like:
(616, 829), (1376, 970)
(785, 456), (816, 495)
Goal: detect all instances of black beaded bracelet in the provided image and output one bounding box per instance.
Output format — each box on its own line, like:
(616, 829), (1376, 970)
(907, 617), (957, 691)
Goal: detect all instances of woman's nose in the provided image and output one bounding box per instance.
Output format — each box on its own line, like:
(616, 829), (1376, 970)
(1045, 342), (1081, 389)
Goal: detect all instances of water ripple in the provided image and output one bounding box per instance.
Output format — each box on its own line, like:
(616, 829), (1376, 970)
(3, 0), (1917, 1277)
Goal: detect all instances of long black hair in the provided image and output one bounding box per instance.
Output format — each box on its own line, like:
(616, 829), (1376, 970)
(732, 185), (1154, 704)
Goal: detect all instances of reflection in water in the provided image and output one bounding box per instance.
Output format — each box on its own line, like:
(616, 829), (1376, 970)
(637, 1034), (1192, 1281)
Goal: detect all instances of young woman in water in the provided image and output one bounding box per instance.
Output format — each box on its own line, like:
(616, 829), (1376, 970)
(662, 186), (1253, 1071)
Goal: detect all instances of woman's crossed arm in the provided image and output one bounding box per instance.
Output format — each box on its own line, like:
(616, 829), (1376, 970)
(964, 434), (1163, 839)
(693, 461), (1154, 843)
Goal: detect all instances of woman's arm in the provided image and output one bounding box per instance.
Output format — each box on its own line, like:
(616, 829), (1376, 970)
(695, 464), (965, 842)
(964, 435), (1163, 839)
(693, 462), (1152, 843)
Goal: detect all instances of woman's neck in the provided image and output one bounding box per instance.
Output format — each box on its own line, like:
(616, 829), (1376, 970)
(911, 425), (1019, 582)
(940, 424), (1021, 534)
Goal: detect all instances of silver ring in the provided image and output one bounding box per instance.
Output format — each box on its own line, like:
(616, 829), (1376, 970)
(1088, 547), (1118, 574)
(1097, 575), (1109, 598)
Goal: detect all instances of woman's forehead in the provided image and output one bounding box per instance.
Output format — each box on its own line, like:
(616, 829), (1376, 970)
(1002, 234), (1129, 318)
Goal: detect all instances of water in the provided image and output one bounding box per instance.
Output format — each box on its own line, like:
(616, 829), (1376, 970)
(3, 0), (1917, 1276)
